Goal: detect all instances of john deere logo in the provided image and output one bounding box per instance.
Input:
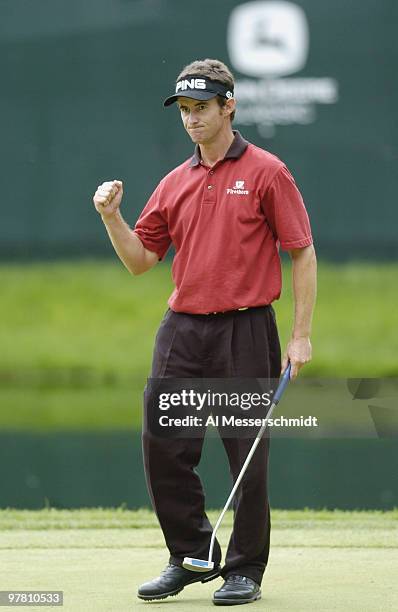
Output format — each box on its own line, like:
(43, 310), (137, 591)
(227, 0), (339, 136)
(227, 0), (309, 77)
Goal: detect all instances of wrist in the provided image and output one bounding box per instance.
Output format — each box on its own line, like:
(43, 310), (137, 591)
(101, 208), (122, 225)
(291, 333), (311, 341)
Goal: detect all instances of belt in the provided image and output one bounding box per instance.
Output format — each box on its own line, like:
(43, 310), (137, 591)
(205, 307), (249, 315)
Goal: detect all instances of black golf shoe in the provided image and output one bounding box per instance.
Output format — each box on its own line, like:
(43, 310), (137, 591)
(137, 563), (221, 601)
(213, 575), (261, 605)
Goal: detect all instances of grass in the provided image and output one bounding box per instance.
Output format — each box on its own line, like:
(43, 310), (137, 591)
(0, 260), (173, 383)
(0, 509), (397, 610)
(1, 260), (398, 429)
(1, 507), (398, 531)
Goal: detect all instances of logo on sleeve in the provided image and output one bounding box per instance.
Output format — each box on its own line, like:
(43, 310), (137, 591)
(227, 180), (249, 195)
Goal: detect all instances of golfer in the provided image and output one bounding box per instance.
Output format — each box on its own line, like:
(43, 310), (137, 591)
(92, 58), (317, 606)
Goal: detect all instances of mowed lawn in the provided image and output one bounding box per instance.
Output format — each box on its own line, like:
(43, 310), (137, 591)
(1, 260), (398, 429)
(0, 509), (397, 611)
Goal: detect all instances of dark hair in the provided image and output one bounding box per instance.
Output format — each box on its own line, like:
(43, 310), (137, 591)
(177, 59), (235, 121)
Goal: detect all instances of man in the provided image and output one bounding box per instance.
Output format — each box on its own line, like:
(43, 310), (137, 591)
(93, 58), (316, 606)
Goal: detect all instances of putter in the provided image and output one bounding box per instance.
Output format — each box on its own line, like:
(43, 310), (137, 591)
(183, 363), (292, 572)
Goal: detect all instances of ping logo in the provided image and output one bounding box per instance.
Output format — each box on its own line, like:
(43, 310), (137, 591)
(176, 78), (206, 93)
(227, 180), (249, 195)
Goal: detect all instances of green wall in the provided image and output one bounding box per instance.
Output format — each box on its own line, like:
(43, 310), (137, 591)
(0, 433), (396, 510)
(1, 0), (397, 259)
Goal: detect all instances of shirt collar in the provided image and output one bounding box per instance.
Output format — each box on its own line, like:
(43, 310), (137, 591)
(189, 130), (249, 168)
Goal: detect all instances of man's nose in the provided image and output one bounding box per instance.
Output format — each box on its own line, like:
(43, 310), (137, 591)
(187, 110), (199, 124)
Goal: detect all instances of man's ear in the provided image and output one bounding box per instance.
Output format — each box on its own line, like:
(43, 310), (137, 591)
(223, 97), (236, 118)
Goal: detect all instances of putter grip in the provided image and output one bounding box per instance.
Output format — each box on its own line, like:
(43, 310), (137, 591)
(273, 363), (292, 404)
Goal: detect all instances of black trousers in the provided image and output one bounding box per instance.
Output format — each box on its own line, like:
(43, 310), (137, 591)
(142, 306), (281, 586)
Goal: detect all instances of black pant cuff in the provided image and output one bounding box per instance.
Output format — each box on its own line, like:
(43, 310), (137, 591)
(221, 569), (263, 587)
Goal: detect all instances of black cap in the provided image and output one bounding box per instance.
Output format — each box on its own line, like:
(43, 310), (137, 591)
(164, 75), (234, 107)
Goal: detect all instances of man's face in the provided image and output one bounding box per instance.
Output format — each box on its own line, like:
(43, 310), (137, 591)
(177, 96), (234, 145)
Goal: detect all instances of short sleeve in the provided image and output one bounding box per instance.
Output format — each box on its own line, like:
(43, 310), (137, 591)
(261, 165), (313, 251)
(134, 183), (172, 260)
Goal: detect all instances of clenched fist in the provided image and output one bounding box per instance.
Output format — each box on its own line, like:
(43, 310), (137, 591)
(93, 180), (123, 217)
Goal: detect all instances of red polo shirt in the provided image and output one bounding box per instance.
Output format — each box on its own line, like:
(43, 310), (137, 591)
(134, 131), (313, 314)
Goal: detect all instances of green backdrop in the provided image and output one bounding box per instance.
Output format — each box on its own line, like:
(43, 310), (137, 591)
(1, 0), (397, 259)
(0, 433), (397, 510)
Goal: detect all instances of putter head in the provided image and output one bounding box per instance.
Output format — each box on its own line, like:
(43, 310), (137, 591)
(182, 557), (214, 572)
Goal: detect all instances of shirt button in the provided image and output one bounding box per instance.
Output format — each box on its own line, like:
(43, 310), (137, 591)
(209, 170), (214, 175)
(207, 185), (213, 190)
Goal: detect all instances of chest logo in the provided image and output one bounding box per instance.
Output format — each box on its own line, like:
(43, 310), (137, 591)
(227, 180), (249, 195)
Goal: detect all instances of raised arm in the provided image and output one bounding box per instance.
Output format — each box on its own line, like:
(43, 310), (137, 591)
(93, 180), (158, 275)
